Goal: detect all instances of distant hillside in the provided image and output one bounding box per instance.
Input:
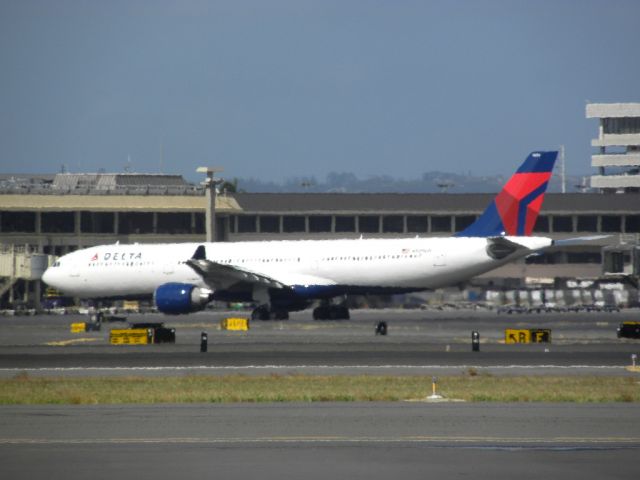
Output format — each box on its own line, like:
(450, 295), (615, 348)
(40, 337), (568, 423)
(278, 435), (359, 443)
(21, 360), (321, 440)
(231, 171), (591, 194)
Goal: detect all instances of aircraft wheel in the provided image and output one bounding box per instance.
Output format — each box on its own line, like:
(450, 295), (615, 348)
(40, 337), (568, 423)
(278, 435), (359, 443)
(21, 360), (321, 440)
(251, 306), (270, 321)
(312, 306), (328, 320)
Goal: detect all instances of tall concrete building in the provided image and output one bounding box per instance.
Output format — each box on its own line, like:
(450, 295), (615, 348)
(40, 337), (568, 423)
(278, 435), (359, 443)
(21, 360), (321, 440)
(587, 102), (640, 192)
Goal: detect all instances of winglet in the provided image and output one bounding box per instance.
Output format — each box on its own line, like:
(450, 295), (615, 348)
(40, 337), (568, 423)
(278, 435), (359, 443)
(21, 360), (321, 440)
(192, 245), (207, 260)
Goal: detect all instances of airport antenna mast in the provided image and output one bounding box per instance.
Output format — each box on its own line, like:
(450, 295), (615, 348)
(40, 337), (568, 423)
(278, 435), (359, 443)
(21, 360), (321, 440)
(560, 145), (566, 194)
(197, 166), (224, 242)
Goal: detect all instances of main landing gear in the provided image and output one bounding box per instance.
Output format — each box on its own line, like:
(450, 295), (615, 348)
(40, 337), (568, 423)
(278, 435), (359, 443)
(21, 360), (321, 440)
(312, 303), (350, 320)
(251, 305), (289, 321)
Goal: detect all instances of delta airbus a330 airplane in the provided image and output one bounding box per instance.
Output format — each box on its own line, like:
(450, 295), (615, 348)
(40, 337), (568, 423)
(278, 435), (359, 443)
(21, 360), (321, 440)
(43, 151), (557, 320)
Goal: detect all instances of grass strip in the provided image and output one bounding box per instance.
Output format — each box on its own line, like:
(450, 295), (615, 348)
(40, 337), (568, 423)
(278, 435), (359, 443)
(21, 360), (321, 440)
(1, 373), (638, 404)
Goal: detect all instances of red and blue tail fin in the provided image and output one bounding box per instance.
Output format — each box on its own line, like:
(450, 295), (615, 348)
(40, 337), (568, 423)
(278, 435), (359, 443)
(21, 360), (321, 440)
(456, 151), (557, 237)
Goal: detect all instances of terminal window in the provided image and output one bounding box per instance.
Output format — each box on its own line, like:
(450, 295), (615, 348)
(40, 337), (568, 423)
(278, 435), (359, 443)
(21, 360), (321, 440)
(237, 215), (257, 233)
(567, 251), (602, 264)
(525, 252), (561, 264)
(309, 216), (331, 233)
(577, 215), (597, 232)
(42, 212), (74, 233)
(118, 212), (154, 234)
(259, 215), (280, 233)
(80, 212), (114, 234)
(625, 215), (640, 233)
(430, 215), (452, 233)
(382, 216), (404, 233)
(1, 211), (36, 233)
(335, 216), (355, 232)
(359, 216), (380, 233)
(283, 216), (305, 233)
(157, 213), (191, 234)
(533, 215), (549, 233)
(406, 215), (428, 233)
(603, 117), (640, 135)
(552, 216), (573, 233)
(601, 215), (622, 233)
(194, 213), (205, 234)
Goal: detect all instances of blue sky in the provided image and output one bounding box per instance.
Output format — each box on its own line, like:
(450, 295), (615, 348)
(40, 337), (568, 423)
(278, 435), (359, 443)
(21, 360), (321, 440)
(1, 0), (638, 182)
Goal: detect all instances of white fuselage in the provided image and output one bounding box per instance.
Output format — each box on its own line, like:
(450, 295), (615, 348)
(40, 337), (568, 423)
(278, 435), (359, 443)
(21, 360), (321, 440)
(42, 236), (553, 299)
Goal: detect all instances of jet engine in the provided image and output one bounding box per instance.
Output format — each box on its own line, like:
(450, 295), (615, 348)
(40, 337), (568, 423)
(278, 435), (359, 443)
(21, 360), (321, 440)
(154, 282), (213, 314)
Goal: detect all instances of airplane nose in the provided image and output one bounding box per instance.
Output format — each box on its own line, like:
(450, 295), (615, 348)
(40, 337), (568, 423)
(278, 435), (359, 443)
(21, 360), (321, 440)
(41, 267), (55, 287)
(41, 268), (50, 285)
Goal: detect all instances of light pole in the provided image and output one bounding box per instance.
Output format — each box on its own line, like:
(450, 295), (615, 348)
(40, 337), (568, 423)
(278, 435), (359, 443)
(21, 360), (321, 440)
(196, 167), (224, 242)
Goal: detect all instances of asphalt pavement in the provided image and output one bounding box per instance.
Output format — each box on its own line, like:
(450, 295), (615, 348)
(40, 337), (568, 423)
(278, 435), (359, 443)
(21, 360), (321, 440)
(0, 309), (638, 376)
(1, 403), (638, 480)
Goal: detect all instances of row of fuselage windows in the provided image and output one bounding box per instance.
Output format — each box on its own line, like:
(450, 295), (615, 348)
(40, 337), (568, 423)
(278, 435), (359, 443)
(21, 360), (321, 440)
(86, 261), (154, 268)
(33, 244), (607, 266)
(2, 211), (640, 235)
(206, 253), (422, 264)
(80, 255), (422, 268)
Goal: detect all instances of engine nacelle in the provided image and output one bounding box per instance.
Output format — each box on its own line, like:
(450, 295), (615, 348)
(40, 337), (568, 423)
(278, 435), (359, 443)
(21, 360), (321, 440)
(154, 282), (213, 315)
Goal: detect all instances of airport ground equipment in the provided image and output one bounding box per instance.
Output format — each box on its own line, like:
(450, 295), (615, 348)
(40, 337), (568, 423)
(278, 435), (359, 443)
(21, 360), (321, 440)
(129, 322), (176, 343)
(70, 322), (86, 333)
(504, 328), (552, 344)
(375, 321), (387, 335)
(221, 317), (250, 331)
(200, 332), (207, 353)
(471, 331), (480, 351)
(617, 322), (640, 339)
(70, 319), (102, 333)
(110, 328), (152, 345)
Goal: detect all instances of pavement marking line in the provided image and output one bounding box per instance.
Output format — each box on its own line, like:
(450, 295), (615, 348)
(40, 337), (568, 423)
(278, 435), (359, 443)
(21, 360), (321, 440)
(43, 338), (101, 347)
(0, 364), (628, 375)
(1, 436), (639, 445)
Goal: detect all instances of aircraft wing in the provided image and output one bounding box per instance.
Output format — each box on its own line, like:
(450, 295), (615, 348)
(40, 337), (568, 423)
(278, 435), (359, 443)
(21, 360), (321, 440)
(186, 249), (285, 290)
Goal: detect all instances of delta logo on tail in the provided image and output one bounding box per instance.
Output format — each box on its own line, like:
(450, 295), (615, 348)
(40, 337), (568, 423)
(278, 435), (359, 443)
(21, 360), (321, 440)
(456, 151), (557, 237)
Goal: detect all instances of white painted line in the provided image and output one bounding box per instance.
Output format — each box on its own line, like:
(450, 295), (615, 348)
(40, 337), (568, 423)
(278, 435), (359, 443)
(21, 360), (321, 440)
(0, 435), (639, 445)
(0, 364), (628, 373)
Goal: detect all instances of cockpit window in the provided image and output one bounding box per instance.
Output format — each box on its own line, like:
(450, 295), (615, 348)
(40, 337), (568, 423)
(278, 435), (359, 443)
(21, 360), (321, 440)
(52, 261), (61, 267)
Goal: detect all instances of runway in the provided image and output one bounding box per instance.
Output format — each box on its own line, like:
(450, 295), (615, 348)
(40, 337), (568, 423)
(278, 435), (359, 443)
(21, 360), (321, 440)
(1, 403), (639, 479)
(0, 309), (638, 376)
(1, 309), (639, 375)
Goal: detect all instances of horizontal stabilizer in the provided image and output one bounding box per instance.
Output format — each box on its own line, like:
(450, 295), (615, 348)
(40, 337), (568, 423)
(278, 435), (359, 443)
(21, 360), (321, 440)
(552, 235), (610, 247)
